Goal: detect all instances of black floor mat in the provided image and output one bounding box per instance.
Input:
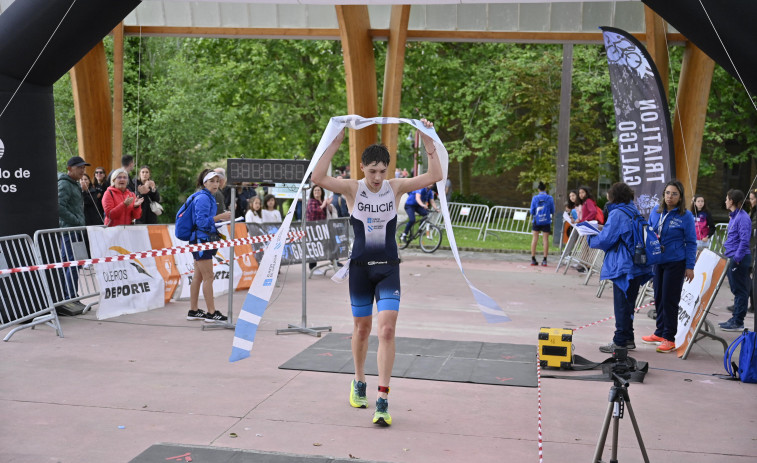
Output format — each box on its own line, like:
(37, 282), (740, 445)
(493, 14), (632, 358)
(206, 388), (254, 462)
(279, 333), (537, 388)
(130, 444), (388, 463)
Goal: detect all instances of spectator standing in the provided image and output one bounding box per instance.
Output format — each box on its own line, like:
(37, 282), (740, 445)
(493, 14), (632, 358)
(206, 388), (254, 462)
(103, 168), (143, 226)
(719, 189), (752, 331)
(641, 180), (696, 353)
(444, 178), (452, 202)
(134, 166), (161, 224)
(80, 173), (103, 225)
(245, 196), (263, 224)
(262, 194), (282, 223)
(587, 182), (652, 353)
(91, 166), (107, 219)
(749, 190), (756, 314)
(690, 194), (716, 249)
(103, 154), (135, 190)
(215, 168), (231, 213)
(57, 156), (89, 305)
(306, 185), (330, 275)
(577, 185), (598, 222)
(331, 189), (350, 218)
(185, 169), (232, 323)
(529, 182), (554, 266)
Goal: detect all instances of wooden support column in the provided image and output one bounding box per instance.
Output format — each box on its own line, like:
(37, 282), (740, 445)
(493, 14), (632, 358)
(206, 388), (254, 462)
(672, 42), (714, 204)
(644, 6), (669, 99)
(381, 5), (411, 175)
(112, 22), (125, 169)
(336, 5), (378, 180)
(70, 41), (113, 176)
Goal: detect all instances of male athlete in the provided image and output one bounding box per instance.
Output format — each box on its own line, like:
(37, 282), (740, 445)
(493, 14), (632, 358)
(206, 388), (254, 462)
(401, 184), (439, 242)
(312, 119), (442, 426)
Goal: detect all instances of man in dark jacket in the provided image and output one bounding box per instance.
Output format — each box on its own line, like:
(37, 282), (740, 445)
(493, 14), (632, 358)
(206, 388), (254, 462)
(57, 156), (89, 309)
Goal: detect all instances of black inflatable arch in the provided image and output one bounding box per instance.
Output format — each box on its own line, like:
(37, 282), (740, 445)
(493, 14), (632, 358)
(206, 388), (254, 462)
(0, 0), (140, 237)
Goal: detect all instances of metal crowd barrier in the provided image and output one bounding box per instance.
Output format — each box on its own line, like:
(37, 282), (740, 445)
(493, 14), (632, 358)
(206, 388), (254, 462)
(443, 202), (490, 236)
(0, 234), (63, 341)
(708, 223), (728, 254)
(561, 234), (602, 277)
(555, 226), (580, 273)
(33, 226), (102, 314)
(583, 249), (605, 286)
(480, 205), (532, 240)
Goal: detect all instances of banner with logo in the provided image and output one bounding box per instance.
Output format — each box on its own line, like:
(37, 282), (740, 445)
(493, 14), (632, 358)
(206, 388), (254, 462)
(601, 27), (675, 218)
(168, 225), (230, 301)
(87, 225), (165, 320)
(231, 222), (259, 291)
(230, 116), (511, 363)
(675, 249), (728, 357)
(146, 225), (181, 303)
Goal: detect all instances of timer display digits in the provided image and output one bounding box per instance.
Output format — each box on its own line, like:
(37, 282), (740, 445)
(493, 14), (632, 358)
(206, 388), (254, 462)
(226, 159), (309, 184)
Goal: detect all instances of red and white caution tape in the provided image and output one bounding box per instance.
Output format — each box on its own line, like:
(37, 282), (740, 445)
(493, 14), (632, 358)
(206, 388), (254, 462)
(536, 353), (544, 463)
(0, 231), (306, 276)
(178, 235), (301, 276)
(573, 301), (655, 332)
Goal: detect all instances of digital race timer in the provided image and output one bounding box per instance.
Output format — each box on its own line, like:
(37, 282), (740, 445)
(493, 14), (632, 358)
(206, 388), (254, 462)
(226, 158), (310, 184)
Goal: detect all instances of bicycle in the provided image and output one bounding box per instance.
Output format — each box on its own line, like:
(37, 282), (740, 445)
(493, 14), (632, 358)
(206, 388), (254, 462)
(396, 211), (443, 253)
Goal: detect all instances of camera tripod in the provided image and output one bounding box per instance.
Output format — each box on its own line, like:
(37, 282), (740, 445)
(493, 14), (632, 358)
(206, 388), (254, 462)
(591, 372), (650, 463)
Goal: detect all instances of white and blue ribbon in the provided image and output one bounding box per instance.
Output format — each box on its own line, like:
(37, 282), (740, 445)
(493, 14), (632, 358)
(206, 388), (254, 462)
(229, 115), (509, 362)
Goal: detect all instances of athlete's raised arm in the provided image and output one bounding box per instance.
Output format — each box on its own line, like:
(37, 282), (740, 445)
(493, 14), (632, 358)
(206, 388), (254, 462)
(391, 119), (443, 196)
(311, 129), (356, 200)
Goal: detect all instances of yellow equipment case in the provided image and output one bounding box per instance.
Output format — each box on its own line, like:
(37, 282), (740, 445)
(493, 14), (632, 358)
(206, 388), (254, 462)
(538, 327), (574, 369)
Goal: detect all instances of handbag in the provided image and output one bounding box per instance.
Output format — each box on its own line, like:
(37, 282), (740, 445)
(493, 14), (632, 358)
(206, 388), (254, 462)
(150, 200), (164, 216)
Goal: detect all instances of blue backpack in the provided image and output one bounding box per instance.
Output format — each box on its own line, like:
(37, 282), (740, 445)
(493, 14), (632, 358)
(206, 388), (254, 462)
(533, 197), (552, 226)
(175, 192), (201, 241)
(724, 329), (757, 383)
(616, 207), (663, 266)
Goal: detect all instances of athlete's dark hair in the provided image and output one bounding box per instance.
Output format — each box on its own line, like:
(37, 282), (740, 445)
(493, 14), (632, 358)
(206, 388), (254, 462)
(606, 182), (634, 205)
(657, 179), (686, 216)
(196, 168), (212, 189)
(727, 189), (745, 208)
(537, 181), (546, 191)
(361, 144), (390, 167)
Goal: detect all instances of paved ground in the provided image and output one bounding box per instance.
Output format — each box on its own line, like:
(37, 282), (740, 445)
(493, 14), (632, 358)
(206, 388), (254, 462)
(1, 250), (755, 462)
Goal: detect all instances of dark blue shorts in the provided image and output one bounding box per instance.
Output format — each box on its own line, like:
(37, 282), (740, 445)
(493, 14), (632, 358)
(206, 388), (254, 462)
(348, 262), (401, 318)
(191, 238), (218, 261)
(532, 224), (552, 234)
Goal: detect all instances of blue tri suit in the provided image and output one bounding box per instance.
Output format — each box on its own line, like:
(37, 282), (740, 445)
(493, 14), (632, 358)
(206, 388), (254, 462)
(349, 179), (401, 318)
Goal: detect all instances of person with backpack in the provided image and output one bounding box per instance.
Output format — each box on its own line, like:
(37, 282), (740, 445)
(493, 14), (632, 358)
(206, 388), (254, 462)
(529, 182), (554, 266)
(719, 189), (752, 332)
(182, 169), (232, 323)
(641, 180), (696, 353)
(587, 182), (653, 353)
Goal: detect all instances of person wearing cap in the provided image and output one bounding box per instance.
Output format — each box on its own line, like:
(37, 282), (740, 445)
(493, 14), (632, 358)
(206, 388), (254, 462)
(186, 169), (232, 323)
(57, 156), (90, 304)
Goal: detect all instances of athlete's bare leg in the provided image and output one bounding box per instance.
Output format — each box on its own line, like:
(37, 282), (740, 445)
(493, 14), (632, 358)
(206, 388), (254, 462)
(542, 232), (550, 259)
(376, 310), (398, 399)
(352, 315), (372, 383)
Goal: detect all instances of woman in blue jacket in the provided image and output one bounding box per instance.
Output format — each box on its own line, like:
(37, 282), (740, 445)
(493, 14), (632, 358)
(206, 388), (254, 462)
(186, 169), (232, 323)
(641, 180), (696, 353)
(588, 182), (652, 353)
(719, 189), (752, 331)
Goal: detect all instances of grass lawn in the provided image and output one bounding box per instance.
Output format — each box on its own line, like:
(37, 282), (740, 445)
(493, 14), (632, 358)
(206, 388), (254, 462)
(403, 225), (562, 254)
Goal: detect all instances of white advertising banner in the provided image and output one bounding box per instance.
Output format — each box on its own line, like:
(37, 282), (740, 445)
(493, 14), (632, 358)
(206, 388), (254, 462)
(675, 249), (720, 347)
(168, 224), (231, 300)
(87, 225), (165, 320)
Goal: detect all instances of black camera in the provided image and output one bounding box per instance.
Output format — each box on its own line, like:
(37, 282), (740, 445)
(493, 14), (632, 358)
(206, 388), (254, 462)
(610, 346), (632, 379)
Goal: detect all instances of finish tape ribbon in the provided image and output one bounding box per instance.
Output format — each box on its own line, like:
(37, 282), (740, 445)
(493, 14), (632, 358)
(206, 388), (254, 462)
(0, 231), (306, 276)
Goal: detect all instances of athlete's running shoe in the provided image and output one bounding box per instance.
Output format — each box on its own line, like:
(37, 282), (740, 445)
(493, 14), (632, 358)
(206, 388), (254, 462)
(373, 397), (392, 426)
(187, 309), (207, 321)
(349, 380), (367, 408)
(204, 311), (228, 323)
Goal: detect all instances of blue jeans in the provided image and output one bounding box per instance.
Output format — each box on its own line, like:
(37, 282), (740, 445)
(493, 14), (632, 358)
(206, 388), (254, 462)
(612, 276), (643, 346)
(653, 260), (686, 341)
(726, 255), (751, 325)
(404, 204), (428, 235)
(59, 234), (79, 301)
